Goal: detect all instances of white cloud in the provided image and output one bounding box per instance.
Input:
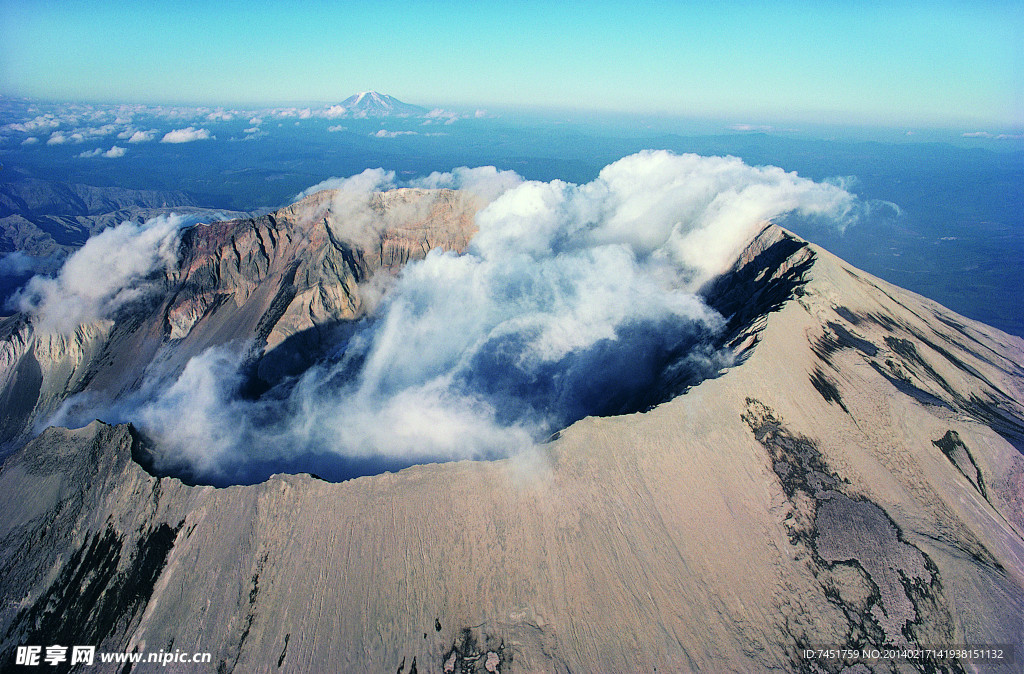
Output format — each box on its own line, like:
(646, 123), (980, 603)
(292, 167), (468, 256)
(15, 214), (201, 334)
(161, 126), (213, 143)
(4, 114), (61, 134)
(77, 145), (126, 158)
(730, 123), (774, 132)
(323, 105), (347, 118)
(317, 152), (855, 454)
(21, 137), (39, 145)
(127, 129), (158, 143)
(149, 105), (207, 121)
(77, 123), (118, 138)
(424, 108), (462, 125)
(0, 251), (48, 277)
(327, 125), (346, 132)
(295, 166), (520, 206)
(136, 345), (253, 476)
(409, 166), (523, 204)
(46, 132), (68, 145)
(961, 131), (1024, 140)
(293, 167), (396, 202)
(372, 129), (417, 138)
(467, 151), (857, 286)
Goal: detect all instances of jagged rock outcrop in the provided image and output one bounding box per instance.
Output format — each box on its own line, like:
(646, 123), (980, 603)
(165, 187), (478, 349)
(1, 225), (1021, 672)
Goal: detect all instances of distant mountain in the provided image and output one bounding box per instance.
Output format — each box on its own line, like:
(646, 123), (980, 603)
(338, 91), (426, 117)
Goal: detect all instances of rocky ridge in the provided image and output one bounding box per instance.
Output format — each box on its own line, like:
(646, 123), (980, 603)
(0, 173), (217, 258)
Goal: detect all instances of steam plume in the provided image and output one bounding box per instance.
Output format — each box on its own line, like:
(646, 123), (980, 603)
(52, 152), (860, 484)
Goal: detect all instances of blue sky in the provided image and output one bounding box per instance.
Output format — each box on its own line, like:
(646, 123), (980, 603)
(1, 0), (1020, 128)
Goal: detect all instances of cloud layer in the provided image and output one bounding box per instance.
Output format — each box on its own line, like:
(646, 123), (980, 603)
(293, 165), (523, 206)
(293, 167), (397, 202)
(1, 99), (498, 149)
(126, 129), (158, 143)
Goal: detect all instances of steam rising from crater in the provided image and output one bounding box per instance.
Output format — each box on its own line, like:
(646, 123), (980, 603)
(52, 152), (861, 484)
(14, 214), (201, 334)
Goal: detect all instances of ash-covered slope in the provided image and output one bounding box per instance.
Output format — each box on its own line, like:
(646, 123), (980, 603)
(1, 225), (1022, 672)
(0, 187), (480, 450)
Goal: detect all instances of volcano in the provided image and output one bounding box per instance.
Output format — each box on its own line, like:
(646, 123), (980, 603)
(338, 91), (427, 117)
(0, 174), (1022, 671)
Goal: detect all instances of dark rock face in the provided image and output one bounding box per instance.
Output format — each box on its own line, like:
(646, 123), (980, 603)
(934, 430), (988, 500)
(810, 367), (849, 413)
(4, 522), (180, 671)
(701, 225), (816, 358)
(0, 423), (182, 670)
(440, 628), (510, 674)
(0, 347), (41, 445)
(744, 398), (963, 672)
(816, 295), (1024, 457)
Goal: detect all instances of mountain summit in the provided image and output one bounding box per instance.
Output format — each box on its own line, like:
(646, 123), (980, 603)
(339, 91), (426, 117)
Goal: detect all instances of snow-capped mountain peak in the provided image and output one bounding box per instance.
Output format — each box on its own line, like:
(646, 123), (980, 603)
(339, 91), (425, 117)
